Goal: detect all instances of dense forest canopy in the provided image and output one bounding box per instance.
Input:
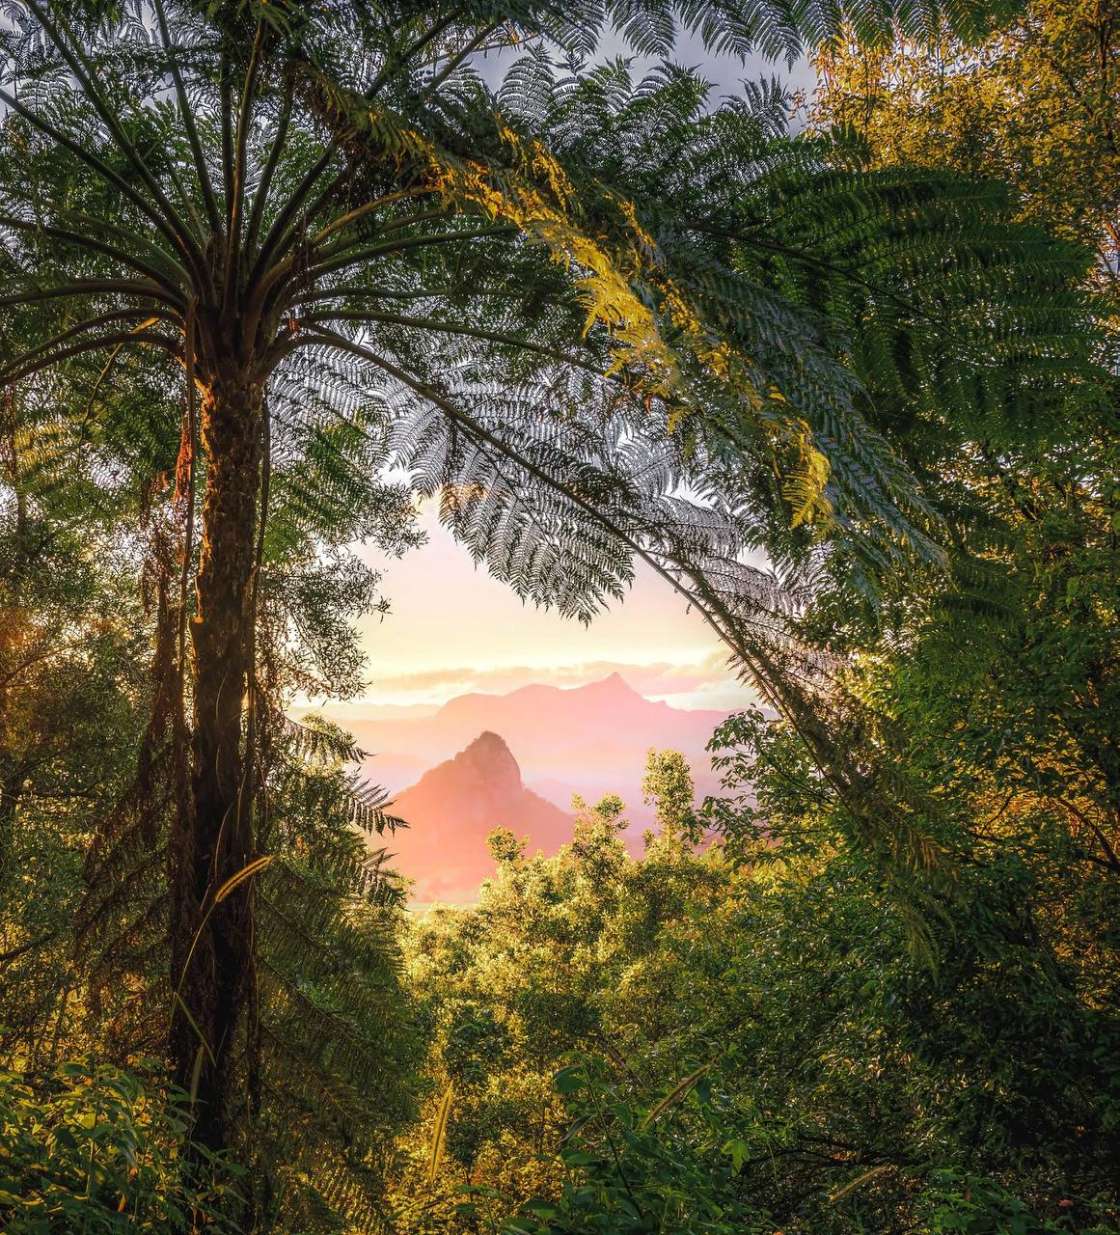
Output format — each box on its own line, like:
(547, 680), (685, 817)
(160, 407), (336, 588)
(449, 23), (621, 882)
(0, 0), (1116, 1232)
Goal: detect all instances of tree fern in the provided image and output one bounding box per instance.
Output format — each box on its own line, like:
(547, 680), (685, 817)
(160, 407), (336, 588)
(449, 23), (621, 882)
(0, 1), (1100, 1222)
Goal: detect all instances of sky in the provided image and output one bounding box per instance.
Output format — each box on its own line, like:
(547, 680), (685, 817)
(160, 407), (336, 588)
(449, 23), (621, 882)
(474, 23), (817, 101)
(344, 503), (759, 717)
(339, 31), (815, 721)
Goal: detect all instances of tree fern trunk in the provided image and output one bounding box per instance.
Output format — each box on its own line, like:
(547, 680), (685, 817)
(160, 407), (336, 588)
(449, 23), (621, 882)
(170, 366), (263, 1151)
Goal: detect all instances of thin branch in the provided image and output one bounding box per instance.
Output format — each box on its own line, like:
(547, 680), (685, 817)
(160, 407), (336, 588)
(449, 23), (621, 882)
(218, 50), (233, 226)
(0, 929), (58, 967)
(245, 77), (294, 264)
(0, 279), (181, 309)
(0, 308), (179, 378)
(689, 219), (956, 336)
(0, 215), (186, 302)
(226, 21), (266, 310)
(310, 207), (451, 262)
(22, 0), (210, 289)
(418, 22), (501, 100)
(309, 188), (434, 249)
(249, 141), (342, 290)
(1053, 793), (1120, 873)
(363, 9), (466, 99)
(251, 223), (510, 334)
(48, 204), (188, 282)
(294, 284), (525, 305)
(302, 224), (515, 283)
(300, 325), (762, 673)
(253, 11), (468, 265)
(156, 145), (209, 244)
(151, 0), (223, 234)
(0, 331), (181, 386)
(302, 308), (603, 373)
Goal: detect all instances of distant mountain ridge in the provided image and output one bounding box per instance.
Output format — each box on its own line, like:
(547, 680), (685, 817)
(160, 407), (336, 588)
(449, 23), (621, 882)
(385, 731), (572, 904)
(337, 673), (730, 821)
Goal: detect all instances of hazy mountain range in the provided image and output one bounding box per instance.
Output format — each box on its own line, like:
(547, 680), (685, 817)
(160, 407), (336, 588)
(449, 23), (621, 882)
(318, 673), (732, 903)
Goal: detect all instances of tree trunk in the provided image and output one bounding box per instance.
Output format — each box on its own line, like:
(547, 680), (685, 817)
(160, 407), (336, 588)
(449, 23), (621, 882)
(169, 363), (263, 1151)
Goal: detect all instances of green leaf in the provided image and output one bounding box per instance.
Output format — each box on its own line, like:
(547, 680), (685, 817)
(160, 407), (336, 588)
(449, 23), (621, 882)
(722, 1139), (750, 1173)
(554, 1065), (586, 1095)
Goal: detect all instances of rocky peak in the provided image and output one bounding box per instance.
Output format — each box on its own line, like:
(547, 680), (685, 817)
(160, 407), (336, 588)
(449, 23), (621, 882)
(384, 730), (573, 904)
(452, 730), (522, 792)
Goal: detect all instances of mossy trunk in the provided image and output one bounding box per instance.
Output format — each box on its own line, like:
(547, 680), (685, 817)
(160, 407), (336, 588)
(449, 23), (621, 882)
(169, 365), (263, 1151)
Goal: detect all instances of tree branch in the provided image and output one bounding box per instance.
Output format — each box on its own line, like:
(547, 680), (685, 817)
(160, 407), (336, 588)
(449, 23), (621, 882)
(0, 308), (179, 379)
(0, 331), (181, 386)
(0, 279), (181, 310)
(302, 308), (602, 373)
(0, 215), (186, 303)
(363, 9), (466, 99)
(0, 930), (58, 967)
(244, 77), (294, 264)
(418, 22), (501, 101)
(23, 0), (210, 290)
(302, 224), (515, 283)
(226, 21), (266, 311)
(294, 284), (525, 306)
(151, 0), (223, 235)
(248, 141), (342, 291)
(309, 189), (436, 250)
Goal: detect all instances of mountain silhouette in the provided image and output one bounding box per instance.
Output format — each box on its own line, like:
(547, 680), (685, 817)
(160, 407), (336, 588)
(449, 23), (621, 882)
(341, 673), (729, 827)
(384, 731), (572, 904)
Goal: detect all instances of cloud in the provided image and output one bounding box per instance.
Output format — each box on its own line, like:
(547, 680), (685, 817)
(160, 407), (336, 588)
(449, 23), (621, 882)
(358, 651), (746, 707)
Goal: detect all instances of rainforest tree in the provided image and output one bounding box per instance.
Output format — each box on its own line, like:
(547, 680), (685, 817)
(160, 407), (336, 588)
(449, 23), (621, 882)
(809, 0), (1120, 890)
(0, 0), (1097, 1180)
(814, 0), (1119, 282)
(400, 730), (1120, 1233)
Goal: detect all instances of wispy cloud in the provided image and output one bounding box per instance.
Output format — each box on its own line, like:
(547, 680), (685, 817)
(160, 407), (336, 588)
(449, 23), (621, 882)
(353, 651), (751, 711)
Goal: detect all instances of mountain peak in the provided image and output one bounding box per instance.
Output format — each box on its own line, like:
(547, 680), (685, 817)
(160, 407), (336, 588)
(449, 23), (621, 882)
(580, 671), (643, 701)
(344, 671), (735, 904)
(455, 729), (522, 789)
(383, 731), (572, 904)
(467, 729), (510, 752)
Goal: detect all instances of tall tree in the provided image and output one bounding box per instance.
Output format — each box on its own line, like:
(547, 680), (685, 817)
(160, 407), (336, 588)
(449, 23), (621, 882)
(811, 0), (1120, 882)
(814, 0), (1119, 285)
(0, 0), (1093, 1157)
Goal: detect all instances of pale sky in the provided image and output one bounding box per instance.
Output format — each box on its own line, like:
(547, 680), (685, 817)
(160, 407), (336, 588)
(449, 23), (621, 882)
(473, 23), (816, 102)
(348, 503), (758, 714)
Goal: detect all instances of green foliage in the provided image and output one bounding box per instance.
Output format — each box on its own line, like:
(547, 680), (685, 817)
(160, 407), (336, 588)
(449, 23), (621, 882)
(813, 0), (1120, 280)
(0, 395), (152, 1068)
(495, 1056), (757, 1235)
(398, 736), (1120, 1234)
(0, 1061), (238, 1233)
(0, 1), (1117, 1231)
(641, 749), (698, 841)
(223, 723), (423, 1232)
(394, 763), (729, 1231)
